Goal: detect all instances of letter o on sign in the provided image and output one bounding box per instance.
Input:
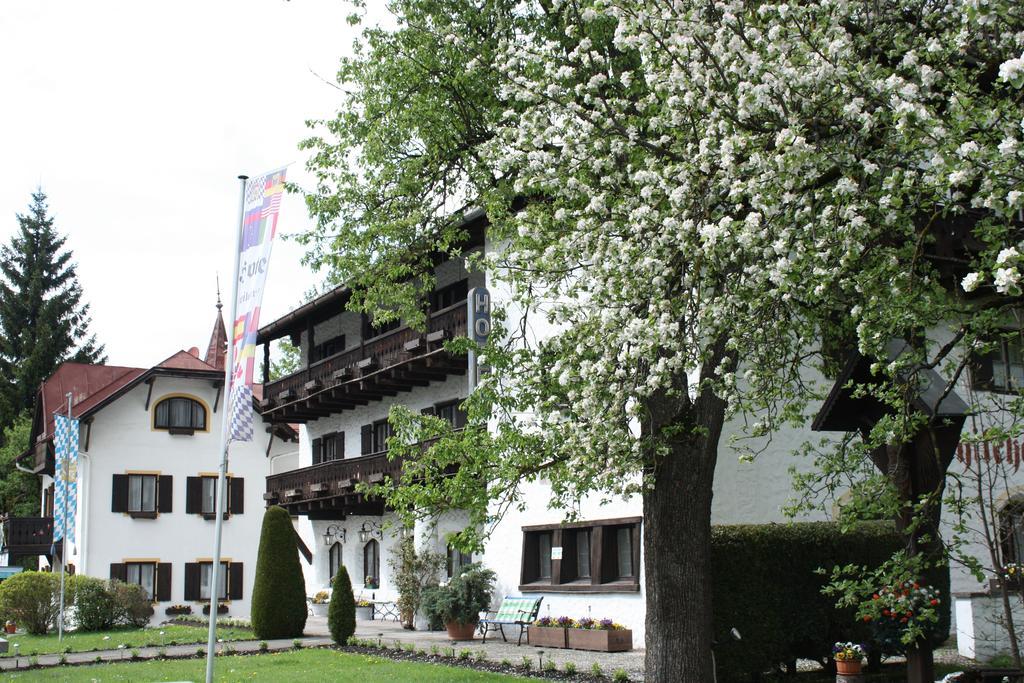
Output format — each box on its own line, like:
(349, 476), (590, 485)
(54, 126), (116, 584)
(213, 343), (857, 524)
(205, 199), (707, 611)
(468, 287), (491, 344)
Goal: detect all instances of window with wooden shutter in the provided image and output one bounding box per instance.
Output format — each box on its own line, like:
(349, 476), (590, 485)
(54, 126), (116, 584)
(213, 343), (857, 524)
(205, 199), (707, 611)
(519, 518), (641, 592)
(157, 563), (172, 601)
(229, 478), (244, 515)
(125, 562), (157, 600)
(111, 474), (129, 513)
(972, 334), (1024, 392)
(110, 563), (127, 582)
(185, 477), (202, 514)
(184, 562), (201, 600)
(312, 437), (323, 465)
(158, 475), (173, 513)
(229, 562), (243, 600)
(360, 424), (373, 455)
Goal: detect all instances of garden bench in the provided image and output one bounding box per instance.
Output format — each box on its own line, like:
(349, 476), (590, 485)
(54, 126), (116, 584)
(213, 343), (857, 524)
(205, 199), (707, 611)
(478, 596), (543, 645)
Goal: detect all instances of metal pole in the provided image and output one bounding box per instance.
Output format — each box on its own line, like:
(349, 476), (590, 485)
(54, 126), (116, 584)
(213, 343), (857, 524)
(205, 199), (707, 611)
(467, 296), (477, 394)
(205, 175), (247, 683)
(57, 391), (71, 642)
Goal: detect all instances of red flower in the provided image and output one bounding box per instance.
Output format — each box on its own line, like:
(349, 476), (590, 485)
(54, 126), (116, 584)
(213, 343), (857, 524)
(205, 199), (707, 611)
(873, 593), (880, 600)
(900, 617), (908, 623)
(930, 599), (939, 606)
(863, 616), (871, 622)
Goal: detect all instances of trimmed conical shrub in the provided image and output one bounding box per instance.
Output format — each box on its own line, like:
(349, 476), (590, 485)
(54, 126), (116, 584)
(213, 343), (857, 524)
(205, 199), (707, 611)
(251, 505), (307, 639)
(328, 565), (356, 645)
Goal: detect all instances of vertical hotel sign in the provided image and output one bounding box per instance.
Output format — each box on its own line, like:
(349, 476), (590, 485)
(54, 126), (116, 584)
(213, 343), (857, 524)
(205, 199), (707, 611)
(228, 168), (286, 442)
(53, 414), (79, 544)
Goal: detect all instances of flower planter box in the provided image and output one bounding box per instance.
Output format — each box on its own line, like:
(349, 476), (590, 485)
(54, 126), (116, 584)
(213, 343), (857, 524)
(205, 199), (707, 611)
(567, 628), (633, 652)
(528, 626), (567, 648)
(310, 603), (329, 617)
(202, 604), (229, 616)
(165, 606), (192, 617)
(355, 606), (373, 621)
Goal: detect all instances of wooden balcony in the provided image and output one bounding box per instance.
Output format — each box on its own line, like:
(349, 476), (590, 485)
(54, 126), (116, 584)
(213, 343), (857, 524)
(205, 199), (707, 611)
(264, 451), (404, 518)
(260, 302), (468, 424)
(1, 516), (53, 558)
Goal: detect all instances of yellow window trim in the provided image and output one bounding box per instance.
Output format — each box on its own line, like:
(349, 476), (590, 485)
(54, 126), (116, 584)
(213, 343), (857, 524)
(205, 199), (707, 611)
(151, 393), (212, 433)
(122, 558), (160, 564)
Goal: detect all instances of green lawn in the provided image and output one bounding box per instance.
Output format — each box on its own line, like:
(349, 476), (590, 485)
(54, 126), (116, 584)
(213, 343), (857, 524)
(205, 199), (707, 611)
(0, 624), (253, 657)
(2, 648), (533, 681)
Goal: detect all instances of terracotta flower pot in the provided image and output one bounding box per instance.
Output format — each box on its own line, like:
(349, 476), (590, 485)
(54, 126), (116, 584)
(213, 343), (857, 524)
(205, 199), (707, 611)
(445, 621), (477, 641)
(836, 659), (862, 675)
(4, 624), (14, 634)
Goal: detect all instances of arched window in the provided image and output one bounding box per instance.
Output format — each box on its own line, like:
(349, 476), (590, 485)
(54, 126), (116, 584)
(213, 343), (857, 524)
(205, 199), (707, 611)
(363, 539), (380, 589)
(154, 396), (207, 432)
(329, 542), (343, 581)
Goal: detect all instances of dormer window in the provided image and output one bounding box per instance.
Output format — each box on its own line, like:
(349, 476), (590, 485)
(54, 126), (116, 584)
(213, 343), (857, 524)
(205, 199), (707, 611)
(154, 396), (207, 434)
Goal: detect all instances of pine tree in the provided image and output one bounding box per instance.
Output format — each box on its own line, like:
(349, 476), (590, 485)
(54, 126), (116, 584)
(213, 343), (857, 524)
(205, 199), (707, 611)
(0, 190), (104, 429)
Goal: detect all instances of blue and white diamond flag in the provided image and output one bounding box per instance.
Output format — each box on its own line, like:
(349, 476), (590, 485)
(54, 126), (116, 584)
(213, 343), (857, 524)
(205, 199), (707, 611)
(53, 414), (79, 545)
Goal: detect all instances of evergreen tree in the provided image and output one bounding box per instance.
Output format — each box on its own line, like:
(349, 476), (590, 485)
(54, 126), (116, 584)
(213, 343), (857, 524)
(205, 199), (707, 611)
(0, 414), (39, 517)
(0, 190), (104, 429)
(327, 565), (355, 646)
(250, 505), (307, 639)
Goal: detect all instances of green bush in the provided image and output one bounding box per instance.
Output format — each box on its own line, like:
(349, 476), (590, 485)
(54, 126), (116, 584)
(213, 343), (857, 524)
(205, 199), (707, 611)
(71, 576), (116, 631)
(419, 586), (446, 630)
(710, 521), (950, 681)
(0, 571), (61, 634)
(251, 505), (307, 639)
(108, 580), (154, 627)
(421, 564), (494, 627)
(328, 565), (356, 645)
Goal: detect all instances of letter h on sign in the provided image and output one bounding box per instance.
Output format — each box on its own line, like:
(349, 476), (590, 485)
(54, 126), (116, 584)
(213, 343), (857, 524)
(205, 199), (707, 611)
(469, 287), (491, 344)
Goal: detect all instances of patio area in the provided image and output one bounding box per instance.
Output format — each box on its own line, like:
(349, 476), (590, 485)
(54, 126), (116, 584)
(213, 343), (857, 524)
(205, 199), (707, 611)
(306, 615), (646, 679)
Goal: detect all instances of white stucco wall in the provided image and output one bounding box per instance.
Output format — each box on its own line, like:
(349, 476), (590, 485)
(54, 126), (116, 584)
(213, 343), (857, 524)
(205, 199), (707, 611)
(50, 374), (297, 624)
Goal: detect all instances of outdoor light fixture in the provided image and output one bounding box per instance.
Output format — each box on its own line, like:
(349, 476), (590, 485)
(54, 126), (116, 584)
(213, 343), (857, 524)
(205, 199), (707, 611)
(323, 524), (346, 546)
(358, 521), (383, 543)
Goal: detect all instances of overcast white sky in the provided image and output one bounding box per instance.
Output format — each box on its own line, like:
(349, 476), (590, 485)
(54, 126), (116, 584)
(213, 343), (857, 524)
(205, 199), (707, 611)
(0, 1), (390, 368)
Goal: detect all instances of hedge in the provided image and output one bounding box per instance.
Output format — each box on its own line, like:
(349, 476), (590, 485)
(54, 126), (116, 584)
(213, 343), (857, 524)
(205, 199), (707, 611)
(251, 505), (307, 639)
(710, 521), (950, 681)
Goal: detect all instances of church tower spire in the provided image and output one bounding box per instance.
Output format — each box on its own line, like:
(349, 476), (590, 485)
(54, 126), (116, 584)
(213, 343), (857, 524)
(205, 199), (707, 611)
(205, 278), (228, 370)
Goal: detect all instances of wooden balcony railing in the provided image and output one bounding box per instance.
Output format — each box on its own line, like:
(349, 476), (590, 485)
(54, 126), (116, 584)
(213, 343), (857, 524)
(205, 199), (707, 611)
(264, 451), (404, 517)
(1, 516), (53, 557)
(261, 302), (468, 423)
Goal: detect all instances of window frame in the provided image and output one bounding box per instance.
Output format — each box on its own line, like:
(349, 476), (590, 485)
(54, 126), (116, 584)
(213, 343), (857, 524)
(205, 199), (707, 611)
(430, 279), (468, 312)
(363, 539), (380, 588)
(329, 542), (343, 581)
(446, 543), (473, 579)
(519, 517), (641, 593)
(125, 561), (157, 601)
(128, 474), (158, 516)
(972, 332), (1024, 393)
(371, 420), (392, 454)
(199, 561), (230, 601)
(153, 395), (208, 434)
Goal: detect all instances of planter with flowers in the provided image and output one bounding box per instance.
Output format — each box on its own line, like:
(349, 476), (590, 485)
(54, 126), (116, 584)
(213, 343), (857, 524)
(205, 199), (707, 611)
(164, 604), (192, 617)
(202, 603), (229, 616)
(527, 616), (571, 648)
(567, 617), (632, 652)
(355, 599), (373, 621)
(859, 581), (942, 655)
(833, 642), (866, 675)
(310, 590), (330, 617)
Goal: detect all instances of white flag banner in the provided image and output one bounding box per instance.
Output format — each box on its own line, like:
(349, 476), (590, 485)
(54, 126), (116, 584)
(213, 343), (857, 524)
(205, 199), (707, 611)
(228, 168), (286, 442)
(53, 414), (79, 544)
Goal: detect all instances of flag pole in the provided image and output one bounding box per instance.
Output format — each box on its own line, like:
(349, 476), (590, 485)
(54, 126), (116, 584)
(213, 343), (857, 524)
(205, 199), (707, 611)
(205, 175), (247, 683)
(57, 391), (71, 642)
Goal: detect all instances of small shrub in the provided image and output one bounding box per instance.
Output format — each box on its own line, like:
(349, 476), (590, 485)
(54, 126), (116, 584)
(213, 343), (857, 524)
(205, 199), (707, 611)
(475, 649), (487, 661)
(0, 571), (60, 634)
(293, 638), (303, 649)
(430, 645), (439, 656)
(521, 656), (533, 670)
(71, 576), (116, 631)
(195, 647), (205, 658)
(591, 662), (603, 676)
(458, 648), (471, 660)
(259, 641), (269, 653)
(108, 580), (154, 627)
(564, 662), (577, 674)
(543, 659), (557, 671)
(403, 642), (415, 652)
(612, 669), (630, 682)
(93, 655), (102, 663)
(58, 653), (67, 665)
(500, 658), (512, 667)
(251, 506), (307, 639)
(420, 564), (495, 628)
(417, 648), (427, 656)
(130, 649), (140, 660)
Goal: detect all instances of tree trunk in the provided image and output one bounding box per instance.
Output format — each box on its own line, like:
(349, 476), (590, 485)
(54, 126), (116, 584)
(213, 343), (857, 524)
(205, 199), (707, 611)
(643, 382), (727, 682)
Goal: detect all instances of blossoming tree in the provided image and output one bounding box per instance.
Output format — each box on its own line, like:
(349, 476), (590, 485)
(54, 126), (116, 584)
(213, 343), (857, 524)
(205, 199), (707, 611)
(299, 0), (1023, 679)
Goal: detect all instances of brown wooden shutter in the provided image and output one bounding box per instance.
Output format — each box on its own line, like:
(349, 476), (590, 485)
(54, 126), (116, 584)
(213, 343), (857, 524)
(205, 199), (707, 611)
(156, 563), (172, 601)
(360, 424), (373, 455)
(972, 350), (996, 390)
(158, 475), (173, 513)
(560, 529), (578, 583)
(311, 438), (322, 465)
(184, 562), (200, 600)
(454, 402), (468, 429)
(591, 525), (606, 585)
(600, 526), (618, 583)
(229, 477), (244, 515)
(185, 477), (202, 514)
(111, 475), (129, 513)
(521, 532), (538, 585)
(109, 563), (126, 582)
(229, 562), (243, 600)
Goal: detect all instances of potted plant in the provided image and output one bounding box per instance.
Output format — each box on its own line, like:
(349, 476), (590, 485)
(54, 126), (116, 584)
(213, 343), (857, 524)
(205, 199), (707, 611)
(364, 575), (379, 590)
(310, 590), (330, 617)
(528, 616), (570, 648)
(4, 620), (15, 634)
(421, 564), (495, 640)
(355, 599), (374, 621)
(567, 617), (633, 652)
(164, 604), (192, 617)
(833, 642), (866, 674)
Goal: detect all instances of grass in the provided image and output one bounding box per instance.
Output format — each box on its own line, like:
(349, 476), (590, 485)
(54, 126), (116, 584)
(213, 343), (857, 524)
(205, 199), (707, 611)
(0, 624), (253, 658)
(1, 648), (533, 681)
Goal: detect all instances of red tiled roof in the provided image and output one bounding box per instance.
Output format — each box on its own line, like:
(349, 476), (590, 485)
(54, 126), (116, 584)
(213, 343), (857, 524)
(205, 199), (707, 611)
(157, 350), (219, 372)
(38, 363), (145, 440)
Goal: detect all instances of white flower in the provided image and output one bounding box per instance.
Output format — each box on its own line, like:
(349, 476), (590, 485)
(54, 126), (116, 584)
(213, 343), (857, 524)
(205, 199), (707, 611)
(1008, 191), (1023, 208)
(994, 267), (1020, 294)
(997, 247), (1020, 265)
(957, 141), (979, 157)
(999, 137), (1019, 156)
(961, 272), (981, 292)
(999, 56), (1024, 89)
